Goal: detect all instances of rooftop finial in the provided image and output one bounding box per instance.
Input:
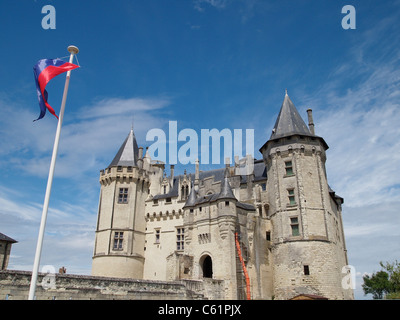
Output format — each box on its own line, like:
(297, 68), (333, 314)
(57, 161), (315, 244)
(285, 88), (288, 96)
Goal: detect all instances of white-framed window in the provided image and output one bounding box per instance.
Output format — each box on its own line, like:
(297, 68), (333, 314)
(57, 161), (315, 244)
(113, 232), (123, 250)
(118, 188), (128, 203)
(176, 227), (185, 250)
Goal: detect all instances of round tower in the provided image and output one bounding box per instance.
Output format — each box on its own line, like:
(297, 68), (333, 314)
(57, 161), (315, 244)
(260, 92), (352, 300)
(92, 129), (150, 279)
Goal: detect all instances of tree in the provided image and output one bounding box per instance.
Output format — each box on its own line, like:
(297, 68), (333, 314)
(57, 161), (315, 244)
(362, 270), (390, 299)
(362, 260), (400, 299)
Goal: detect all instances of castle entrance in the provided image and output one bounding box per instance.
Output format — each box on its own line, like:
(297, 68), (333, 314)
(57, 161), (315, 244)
(201, 255), (213, 278)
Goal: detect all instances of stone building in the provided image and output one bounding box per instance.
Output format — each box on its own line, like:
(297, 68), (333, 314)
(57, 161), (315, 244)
(92, 92), (354, 300)
(0, 233), (17, 270)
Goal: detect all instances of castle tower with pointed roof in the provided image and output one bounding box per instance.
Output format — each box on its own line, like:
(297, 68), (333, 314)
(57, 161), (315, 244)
(92, 129), (151, 279)
(260, 92), (352, 299)
(91, 92), (352, 300)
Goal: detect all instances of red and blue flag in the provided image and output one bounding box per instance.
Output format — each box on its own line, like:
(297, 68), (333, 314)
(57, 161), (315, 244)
(33, 59), (79, 121)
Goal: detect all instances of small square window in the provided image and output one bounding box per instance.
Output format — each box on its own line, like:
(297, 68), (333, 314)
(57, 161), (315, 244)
(288, 189), (296, 205)
(155, 229), (160, 243)
(285, 161), (294, 176)
(113, 232), (123, 250)
(304, 265), (310, 275)
(225, 201), (229, 207)
(118, 188), (128, 203)
(290, 217), (300, 236)
(261, 183), (267, 191)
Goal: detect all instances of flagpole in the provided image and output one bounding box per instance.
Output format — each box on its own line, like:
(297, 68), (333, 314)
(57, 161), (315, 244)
(28, 45), (79, 300)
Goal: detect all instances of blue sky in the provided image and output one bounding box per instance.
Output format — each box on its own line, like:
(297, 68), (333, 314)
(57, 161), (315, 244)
(1, 0), (400, 300)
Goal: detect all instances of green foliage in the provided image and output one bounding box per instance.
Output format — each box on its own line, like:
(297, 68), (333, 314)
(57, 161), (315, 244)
(362, 260), (400, 299)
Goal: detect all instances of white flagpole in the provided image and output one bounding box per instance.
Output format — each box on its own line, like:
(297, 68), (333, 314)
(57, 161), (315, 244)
(28, 45), (79, 300)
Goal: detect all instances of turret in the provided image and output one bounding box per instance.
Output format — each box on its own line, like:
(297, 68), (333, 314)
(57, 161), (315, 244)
(92, 128), (150, 279)
(259, 92), (352, 300)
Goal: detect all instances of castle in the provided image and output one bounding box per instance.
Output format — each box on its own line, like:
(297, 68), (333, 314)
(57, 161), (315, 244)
(91, 92), (353, 300)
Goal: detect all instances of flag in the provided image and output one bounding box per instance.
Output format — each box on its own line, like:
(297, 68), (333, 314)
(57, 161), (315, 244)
(33, 58), (79, 121)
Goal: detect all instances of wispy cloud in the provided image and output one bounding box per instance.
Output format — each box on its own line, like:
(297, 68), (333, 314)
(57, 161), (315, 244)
(296, 14), (400, 209)
(0, 94), (171, 274)
(0, 96), (171, 179)
(292, 13), (400, 299)
(0, 184), (97, 274)
(194, 0), (228, 12)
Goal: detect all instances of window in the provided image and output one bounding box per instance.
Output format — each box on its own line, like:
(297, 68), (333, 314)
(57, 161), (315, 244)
(225, 201), (229, 207)
(266, 231), (271, 241)
(288, 189), (296, 205)
(304, 265), (310, 275)
(163, 186), (166, 194)
(181, 185), (189, 200)
(290, 217), (300, 236)
(118, 188), (128, 203)
(285, 161), (294, 176)
(153, 199), (158, 205)
(176, 228), (184, 251)
(166, 197), (171, 203)
(261, 183), (267, 191)
(113, 232), (123, 250)
(155, 229), (160, 243)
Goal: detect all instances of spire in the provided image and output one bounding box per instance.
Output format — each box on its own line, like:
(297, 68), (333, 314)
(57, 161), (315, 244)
(270, 92), (311, 140)
(183, 182), (197, 208)
(108, 128), (139, 168)
(217, 168), (236, 201)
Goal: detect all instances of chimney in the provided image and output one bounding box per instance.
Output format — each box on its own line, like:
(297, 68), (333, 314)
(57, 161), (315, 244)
(307, 108), (315, 135)
(170, 165), (175, 188)
(225, 157), (230, 168)
(195, 159), (199, 187)
(138, 147), (143, 159)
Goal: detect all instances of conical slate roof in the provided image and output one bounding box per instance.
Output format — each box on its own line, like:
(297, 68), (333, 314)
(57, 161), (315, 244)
(217, 168), (236, 201)
(108, 129), (139, 168)
(183, 183), (197, 208)
(270, 92), (311, 140)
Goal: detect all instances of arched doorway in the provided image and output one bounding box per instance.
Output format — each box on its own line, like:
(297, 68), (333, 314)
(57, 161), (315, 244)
(201, 255), (213, 278)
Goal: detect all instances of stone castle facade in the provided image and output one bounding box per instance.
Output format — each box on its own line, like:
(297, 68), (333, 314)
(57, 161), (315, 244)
(91, 93), (354, 300)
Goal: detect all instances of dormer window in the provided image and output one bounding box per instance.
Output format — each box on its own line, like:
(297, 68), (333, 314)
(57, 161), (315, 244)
(181, 185), (189, 200)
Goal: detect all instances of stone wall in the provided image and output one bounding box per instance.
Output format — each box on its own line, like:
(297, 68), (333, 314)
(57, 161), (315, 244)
(0, 270), (209, 300)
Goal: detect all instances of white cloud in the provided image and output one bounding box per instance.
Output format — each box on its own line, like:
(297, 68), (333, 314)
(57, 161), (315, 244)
(0, 184), (97, 274)
(0, 96), (171, 179)
(0, 95), (171, 275)
(296, 22), (400, 208)
(194, 0), (228, 12)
